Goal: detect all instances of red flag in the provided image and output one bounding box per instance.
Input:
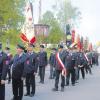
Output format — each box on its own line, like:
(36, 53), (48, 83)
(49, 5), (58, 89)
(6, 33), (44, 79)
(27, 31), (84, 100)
(71, 30), (75, 43)
(77, 34), (81, 50)
(80, 36), (84, 50)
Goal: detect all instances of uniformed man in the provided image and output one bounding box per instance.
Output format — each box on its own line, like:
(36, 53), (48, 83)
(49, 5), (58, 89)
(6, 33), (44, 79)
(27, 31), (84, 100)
(77, 51), (87, 79)
(95, 52), (99, 66)
(65, 47), (76, 86)
(92, 52), (96, 65)
(52, 45), (66, 92)
(23, 44), (38, 97)
(0, 43), (8, 100)
(10, 43), (27, 100)
(49, 48), (56, 79)
(38, 45), (48, 84)
(4, 47), (13, 84)
(87, 51), (93, 68)
(85, 51), (92, 74)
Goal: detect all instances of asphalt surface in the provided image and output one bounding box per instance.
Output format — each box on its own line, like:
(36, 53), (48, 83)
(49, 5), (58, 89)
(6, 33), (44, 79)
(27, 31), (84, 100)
(5, 61), (100, 100)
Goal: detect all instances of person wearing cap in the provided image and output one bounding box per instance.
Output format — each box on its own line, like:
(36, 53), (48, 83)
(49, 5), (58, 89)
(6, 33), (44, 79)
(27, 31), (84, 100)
(4, 47), (13, 84)
(65, 46), (78, 86)
(49, 48), (57, 79)
(0, 43), (8, 100)
(10, 43), (27, 100)
(77, 50), (87, 80)
(23, 44), (38, 97)
(84, 51), (92, 75)
(38, 45), (48, 84)
(52, 45), (66, 92)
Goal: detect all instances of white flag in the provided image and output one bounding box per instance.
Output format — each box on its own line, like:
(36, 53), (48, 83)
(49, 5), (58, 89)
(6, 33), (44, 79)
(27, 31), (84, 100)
(20, 1), (36, 44)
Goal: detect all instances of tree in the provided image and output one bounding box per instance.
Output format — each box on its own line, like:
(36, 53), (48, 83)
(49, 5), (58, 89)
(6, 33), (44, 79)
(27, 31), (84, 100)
(0, 0), (27, 44)
(40, 11), (56, 26)
(40, 11), (65, 44)
(52, 0), (80, 32)
(0, 0), (26, 30)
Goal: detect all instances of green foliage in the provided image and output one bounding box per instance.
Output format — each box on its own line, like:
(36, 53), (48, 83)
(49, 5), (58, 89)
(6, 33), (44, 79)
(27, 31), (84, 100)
(48, 24), (65, 44)
(40, 11), (55, 25)
(36, 35), (45, 44)
(40, 11), (65, 44)
(0, 0), (26, 45)
(39, 0), (80, 44)
(0, 0), (80, 45)
(0, 29), (21, 45)
(52, 0), (80, 31)
(0, 0), (25, 27)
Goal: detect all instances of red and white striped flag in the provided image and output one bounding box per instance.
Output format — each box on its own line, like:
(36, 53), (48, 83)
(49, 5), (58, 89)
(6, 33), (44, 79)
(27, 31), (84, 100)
(20, 1), (36, 44)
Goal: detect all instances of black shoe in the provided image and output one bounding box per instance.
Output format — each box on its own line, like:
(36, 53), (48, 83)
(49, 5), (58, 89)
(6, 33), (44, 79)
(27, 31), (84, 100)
(61, 87), (64, 92)
(65, 84), (69, 86)
(39, 80), (44, 83)
(52, 88), (58, 91)
(82, 77), (85, 79)
(30, 93), (34, 97)
(24, 93), (30, 96)
(75, 81), (79, 83)
(72, 84), (75, 86)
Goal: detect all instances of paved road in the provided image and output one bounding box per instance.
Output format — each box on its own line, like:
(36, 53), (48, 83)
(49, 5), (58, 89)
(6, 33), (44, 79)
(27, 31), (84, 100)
(6, 63), (100, 100)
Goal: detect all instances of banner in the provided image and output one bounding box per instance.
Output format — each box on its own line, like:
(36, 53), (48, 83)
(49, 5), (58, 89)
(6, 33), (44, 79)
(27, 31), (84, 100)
(20, 1), (36, 44)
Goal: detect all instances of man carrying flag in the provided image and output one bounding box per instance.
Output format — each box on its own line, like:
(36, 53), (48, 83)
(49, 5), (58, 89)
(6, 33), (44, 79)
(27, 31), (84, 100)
(52, 45), (66, 92)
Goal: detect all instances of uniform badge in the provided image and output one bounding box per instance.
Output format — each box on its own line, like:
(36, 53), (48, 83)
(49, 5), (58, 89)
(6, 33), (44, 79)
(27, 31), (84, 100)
(26, 60), (30, 64)
(5, 60), (9, 65)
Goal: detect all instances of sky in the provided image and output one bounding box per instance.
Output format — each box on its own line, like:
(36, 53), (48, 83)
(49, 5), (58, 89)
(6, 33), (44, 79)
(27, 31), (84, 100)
(33, 0), (100, 44)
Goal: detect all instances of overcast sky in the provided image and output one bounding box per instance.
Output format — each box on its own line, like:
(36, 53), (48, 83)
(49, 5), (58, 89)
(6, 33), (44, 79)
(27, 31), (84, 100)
(33, 0), (100, 44)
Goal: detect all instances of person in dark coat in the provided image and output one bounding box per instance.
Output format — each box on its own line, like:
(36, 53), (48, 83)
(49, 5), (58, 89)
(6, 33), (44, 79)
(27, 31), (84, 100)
(10, 43), (27, 100)
(77, 51), (87, 79)
(85, 51), (92, 74)
(38, 45), (48, 84)
(52, 45), (66, 92)
(4, 47), (13, 84)
(49, 48), (56, 79)
(0, 43), (8, 100)
(87, 51), (93, 68)
(92, 52), (96, 65)
(65, 48), (76, 86)
(23, 44), (38, 97)
(95, 52), (99, 66)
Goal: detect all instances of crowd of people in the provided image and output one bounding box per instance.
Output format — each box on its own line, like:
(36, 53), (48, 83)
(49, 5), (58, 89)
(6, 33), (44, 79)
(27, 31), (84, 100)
(0, 42), (99, 100)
